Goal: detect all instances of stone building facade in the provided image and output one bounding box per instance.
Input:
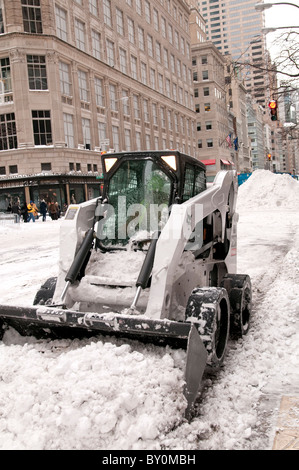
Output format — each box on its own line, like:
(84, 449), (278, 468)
(0, 0), (197, 210)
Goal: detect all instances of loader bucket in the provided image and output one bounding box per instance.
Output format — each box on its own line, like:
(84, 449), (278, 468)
(0, 303), (207, 420)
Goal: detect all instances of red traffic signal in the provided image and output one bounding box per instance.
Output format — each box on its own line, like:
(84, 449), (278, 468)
(267, 153), (271, 161)
(268, 100), (278, 121)
(268, 100), (277, 109)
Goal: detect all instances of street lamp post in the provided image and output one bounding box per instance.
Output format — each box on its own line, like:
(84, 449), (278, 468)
(255, 2), (299, 11)
(262, 26), (299, 33)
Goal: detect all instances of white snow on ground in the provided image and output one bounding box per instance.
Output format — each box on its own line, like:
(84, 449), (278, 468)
(0, 170), (298, 450)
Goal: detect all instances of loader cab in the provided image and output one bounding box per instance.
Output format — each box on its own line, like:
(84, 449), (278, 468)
(98, 151), (206, 246)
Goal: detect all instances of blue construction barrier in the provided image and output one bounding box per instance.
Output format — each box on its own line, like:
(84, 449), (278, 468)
(238, 173), (252, 186)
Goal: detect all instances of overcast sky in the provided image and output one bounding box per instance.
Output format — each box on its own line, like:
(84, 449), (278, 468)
(264, 0), (299, 59)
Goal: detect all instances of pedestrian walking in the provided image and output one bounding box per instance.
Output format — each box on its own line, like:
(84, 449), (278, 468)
(40, 199), (47, 221)
(48, 201), (58, 220)
(20, 203), (28, 222)
(31, 201), (39, 219)
(11, 198), (21, 222)
(27, 201), (36, 222)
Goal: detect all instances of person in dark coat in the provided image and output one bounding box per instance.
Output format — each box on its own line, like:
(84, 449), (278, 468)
(11, 199), (21, 222)
(12, 199), (21, 215)
(48, 201), (58, 220)
(40, 199), (47, 222)
(20, 203), (28, 222)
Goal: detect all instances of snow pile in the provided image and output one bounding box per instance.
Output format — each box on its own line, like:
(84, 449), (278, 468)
(237, 170), (299, 210)
(0, 330), (186, 450)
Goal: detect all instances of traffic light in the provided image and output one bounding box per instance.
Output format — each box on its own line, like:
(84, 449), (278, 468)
(268, 100), (278, 121)
(267, 153), (271, 161)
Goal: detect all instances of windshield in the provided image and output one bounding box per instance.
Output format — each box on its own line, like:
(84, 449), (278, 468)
(99, 159), (172, 246)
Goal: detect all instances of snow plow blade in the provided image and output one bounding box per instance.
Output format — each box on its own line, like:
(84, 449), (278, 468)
(1, 304), (194, 344)
(0, 304), (207, 419)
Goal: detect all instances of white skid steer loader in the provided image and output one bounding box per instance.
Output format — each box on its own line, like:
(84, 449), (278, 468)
(0, 151), (252, 419)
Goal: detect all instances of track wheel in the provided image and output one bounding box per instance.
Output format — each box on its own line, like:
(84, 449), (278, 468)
(33, 277), (57, 305)
(185, 287), (230, 368)
(221, 274), (252, 339)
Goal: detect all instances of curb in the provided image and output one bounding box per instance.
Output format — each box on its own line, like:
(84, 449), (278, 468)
(272, 396), (299, 450)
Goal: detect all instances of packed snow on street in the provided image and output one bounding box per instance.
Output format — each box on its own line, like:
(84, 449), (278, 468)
(0, 170), (298, 450)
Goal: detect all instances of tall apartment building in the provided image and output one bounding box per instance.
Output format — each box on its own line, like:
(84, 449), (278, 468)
(192, 40), (232, 180)
(196, 0), (271, 109)
(0, 0), (197, 211)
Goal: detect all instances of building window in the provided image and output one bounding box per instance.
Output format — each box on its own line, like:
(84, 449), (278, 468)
(0, 58), (12, 102)
(128, 18), (135, 44)
(9, 165), (18, 174)
(63, 113), (74, 148)
(0, 166), (5, 175)
(124, 128), (131, 151)
(91, 30), (101, 60)
(203, 87), (209, 96)
(133, 95), (140, 119)
(59, 62), (72, 96)
(195, 104), (200, 113)
(109, 84), (117, 111)
(138, 26), (145, 51)
(202, 70), (209, 80)
(112, 125), (120, 151)
(75, 19), (85, 51)
(116, 8), (124, 36)
(76, 163), (81, 171)
(144, 0), (151, 23)
(156, 42), (161, 63)
(136, 0), (142, 15)
(98, 121), (107, 144)
(41, 162), (51, 171)
(69, 162), (74, 171)
(89, 0), (98, 16)
(106, 39), (115, 67)
(202, 56), (208, 65)
(136, 131), (141, 151)
(150, 68), (155, 89)
(197, 122), (201, 131)
(121, 90), (130, 115)
(0, 113), (17, 150)
(130, 55), (137, 80)
(82, 118), (91, 149)
(55, 6), (67, 41)
(160, 107), (166, 128)
(119, 48), (127, 74)
(95, 77), (104, 107)
(147, 34), (153, 58)
(204, 103), (211, 112)
(152, 103), (158, 125)
(21, 0), (42, 34)
(197, 139), (202, 149)
(207, 138), (213, 147)
(0, 0), (4, 34)
(32, 110), (52, 146)
(193, 71), (198, 81)
(78, 70), (89, 102)
(206, 121), (212, 130)
(153, 8), (159, 31)
(158, 73), (163, 93)
(103, 0), (112, 27)
(143, 100), (150, 122)
(27, 55), (47, 90)
(141, 62), (147, 85)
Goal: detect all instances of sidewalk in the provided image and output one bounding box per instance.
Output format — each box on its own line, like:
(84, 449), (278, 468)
(272, 396), (299, 450)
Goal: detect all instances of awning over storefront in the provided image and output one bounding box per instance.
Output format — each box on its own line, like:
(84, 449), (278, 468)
(221, 159), (231, 165)
(200, 159), (216, 166)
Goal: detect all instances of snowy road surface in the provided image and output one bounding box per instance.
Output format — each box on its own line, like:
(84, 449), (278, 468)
(0, 170), (298, 450)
